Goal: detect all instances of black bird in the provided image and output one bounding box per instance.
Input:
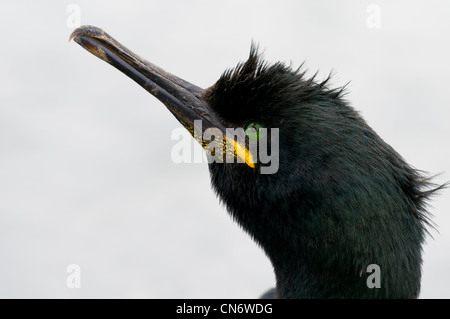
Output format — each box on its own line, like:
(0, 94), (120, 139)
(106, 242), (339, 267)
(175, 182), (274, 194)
(70, 25), (443, 298)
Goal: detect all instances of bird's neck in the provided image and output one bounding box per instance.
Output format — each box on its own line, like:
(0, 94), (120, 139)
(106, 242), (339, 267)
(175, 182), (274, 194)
(256, 223), (381, 299)
(267, 248), (364, 298)
(209, 164), (423, 298)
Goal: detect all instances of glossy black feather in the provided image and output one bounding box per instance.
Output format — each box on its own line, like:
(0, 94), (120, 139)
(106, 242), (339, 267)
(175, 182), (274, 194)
(203, 45), (444, 298)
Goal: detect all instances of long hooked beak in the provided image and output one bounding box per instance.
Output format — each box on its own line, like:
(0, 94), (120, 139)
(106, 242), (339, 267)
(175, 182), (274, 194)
(70, 25), (255, 168)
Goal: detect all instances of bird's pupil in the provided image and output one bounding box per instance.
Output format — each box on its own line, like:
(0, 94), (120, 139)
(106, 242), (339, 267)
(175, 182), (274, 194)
(245, 121), (264, 141)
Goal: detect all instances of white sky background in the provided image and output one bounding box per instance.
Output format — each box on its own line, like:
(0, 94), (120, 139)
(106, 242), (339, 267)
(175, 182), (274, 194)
(0, 0), (449, 298)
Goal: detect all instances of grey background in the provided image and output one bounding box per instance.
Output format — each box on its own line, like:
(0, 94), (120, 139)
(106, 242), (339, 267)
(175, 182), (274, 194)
(0, 0), (449, 298)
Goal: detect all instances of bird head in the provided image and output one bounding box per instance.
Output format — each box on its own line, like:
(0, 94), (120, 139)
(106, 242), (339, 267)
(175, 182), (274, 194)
(71, 26), (441, 298)
(69, 25), (349, 222)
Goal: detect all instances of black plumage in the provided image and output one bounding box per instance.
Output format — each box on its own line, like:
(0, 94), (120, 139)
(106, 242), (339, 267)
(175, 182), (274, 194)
(71, 26), (444, 298)
(205, 46), (442, 298)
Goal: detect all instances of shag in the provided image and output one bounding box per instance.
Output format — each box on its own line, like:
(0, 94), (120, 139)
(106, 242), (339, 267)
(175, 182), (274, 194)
(70, 26), (443, 298)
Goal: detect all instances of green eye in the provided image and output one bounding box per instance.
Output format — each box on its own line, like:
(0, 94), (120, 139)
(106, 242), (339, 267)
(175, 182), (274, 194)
(244, 121), (265, 141)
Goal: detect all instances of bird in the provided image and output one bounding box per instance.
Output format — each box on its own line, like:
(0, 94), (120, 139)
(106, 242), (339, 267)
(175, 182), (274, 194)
(70, 25), (444, 298)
